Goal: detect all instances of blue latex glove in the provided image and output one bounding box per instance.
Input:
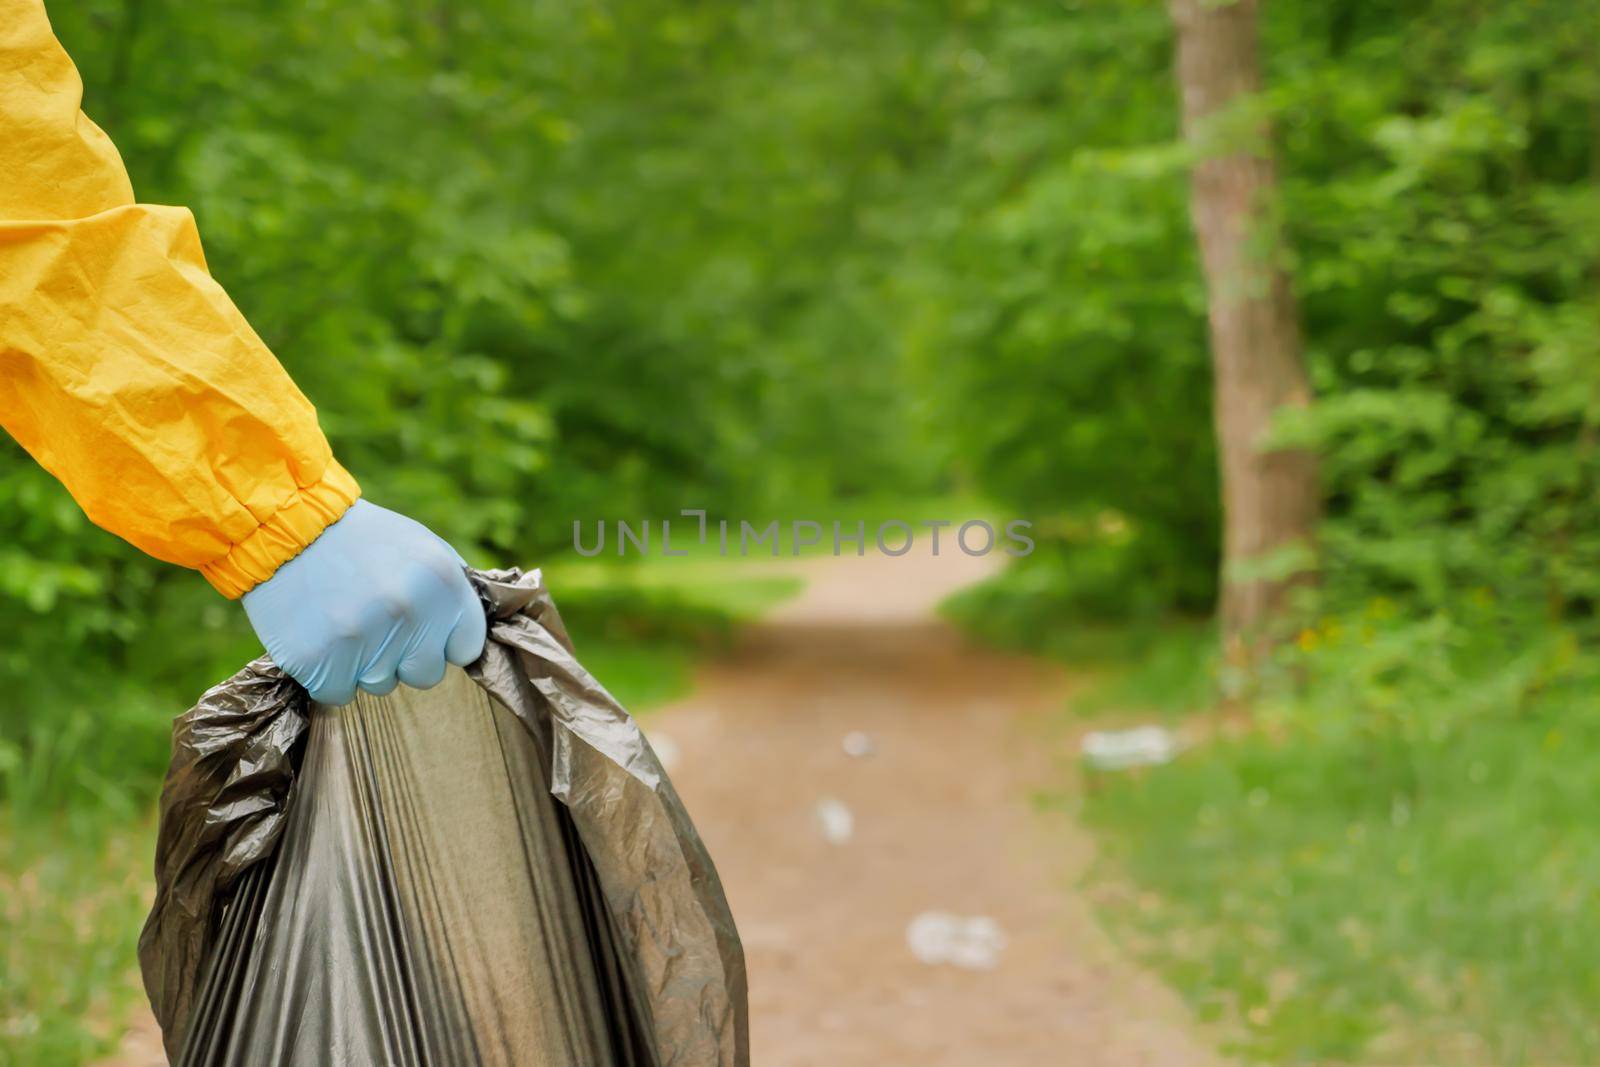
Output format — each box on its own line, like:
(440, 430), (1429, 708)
(241, 500), (487, 705)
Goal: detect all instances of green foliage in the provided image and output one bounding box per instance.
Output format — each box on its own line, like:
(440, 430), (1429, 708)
(7, 1), (1600, 1062)
(550, 578), (783, 710)
(885, 0), (1222, 614)
(935, 13), (1600, 1056)
(9, 1), (1595, 700)
(899, 0), (1600, 622)
(1084, 602), (1600, 1064)
(0, 819), (154, 1067)
(1272, 0), (1600, 615)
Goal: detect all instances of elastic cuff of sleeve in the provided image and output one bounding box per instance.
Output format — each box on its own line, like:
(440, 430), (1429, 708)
(201, 460), (362, 599)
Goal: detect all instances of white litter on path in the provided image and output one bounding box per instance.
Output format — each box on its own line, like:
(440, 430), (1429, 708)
(1080, 725), (1180, 771)
(905, 911), (1007, 970)
(814, 797), (855, 844)
(841, 731), (876, 758)
(838, 735), (876, 758)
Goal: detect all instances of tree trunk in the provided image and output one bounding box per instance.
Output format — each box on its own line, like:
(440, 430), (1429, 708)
(1169, 0), (1319, 666)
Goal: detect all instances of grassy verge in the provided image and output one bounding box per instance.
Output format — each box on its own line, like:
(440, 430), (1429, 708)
(940, 558), (1215, 717)
(1, 818), (154, 1067)
(1, 583), (253, 1067)
(948, 565), (1600, 1065)
(548, 567), (803, 709)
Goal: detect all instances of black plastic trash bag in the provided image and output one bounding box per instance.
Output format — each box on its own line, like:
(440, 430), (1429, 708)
(138, 568), (748, 1066)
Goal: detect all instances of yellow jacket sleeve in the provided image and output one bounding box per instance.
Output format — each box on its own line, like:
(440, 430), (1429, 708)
(0, 0), (359, 598)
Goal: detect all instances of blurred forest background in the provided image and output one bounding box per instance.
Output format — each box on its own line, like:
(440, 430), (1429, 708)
(7, 1), (1600, 1064)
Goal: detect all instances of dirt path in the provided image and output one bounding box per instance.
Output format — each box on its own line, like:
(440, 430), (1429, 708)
(96, 547), (1220, 1067)
(647, 547), (1222, 1067)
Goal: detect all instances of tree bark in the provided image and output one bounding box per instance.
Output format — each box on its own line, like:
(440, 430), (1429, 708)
(1169, 0), (1319, 665)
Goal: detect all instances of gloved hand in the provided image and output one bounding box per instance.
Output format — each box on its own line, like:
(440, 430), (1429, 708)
(241, 500), (487, 705)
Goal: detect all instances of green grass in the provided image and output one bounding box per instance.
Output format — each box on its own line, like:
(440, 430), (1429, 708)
(546, 550), (805, 711)
(1084, 702), (1600, 1065)
(572, 639), (700, 712)
(552, 572), (800, 711)
(1, 816), (155, 1067)
(1092, 620), (1600, 1065)
(545, 559), (804, 621)
(940, 560), (1216, 718)
(949, 566), (1600, 1064)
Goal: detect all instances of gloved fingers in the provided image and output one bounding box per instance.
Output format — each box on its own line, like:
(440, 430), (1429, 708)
(444, 584), (488, 667)
(358, 673), (401, 698)
(396, 642), (450, 691)
(391, 572), (480, 690)
(302, 640), (362, 706)
(395, 608), (453, 691)
(356, 612), (410, 698)
(370, 554), (453, 692)
(310, 678), (360, 706)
